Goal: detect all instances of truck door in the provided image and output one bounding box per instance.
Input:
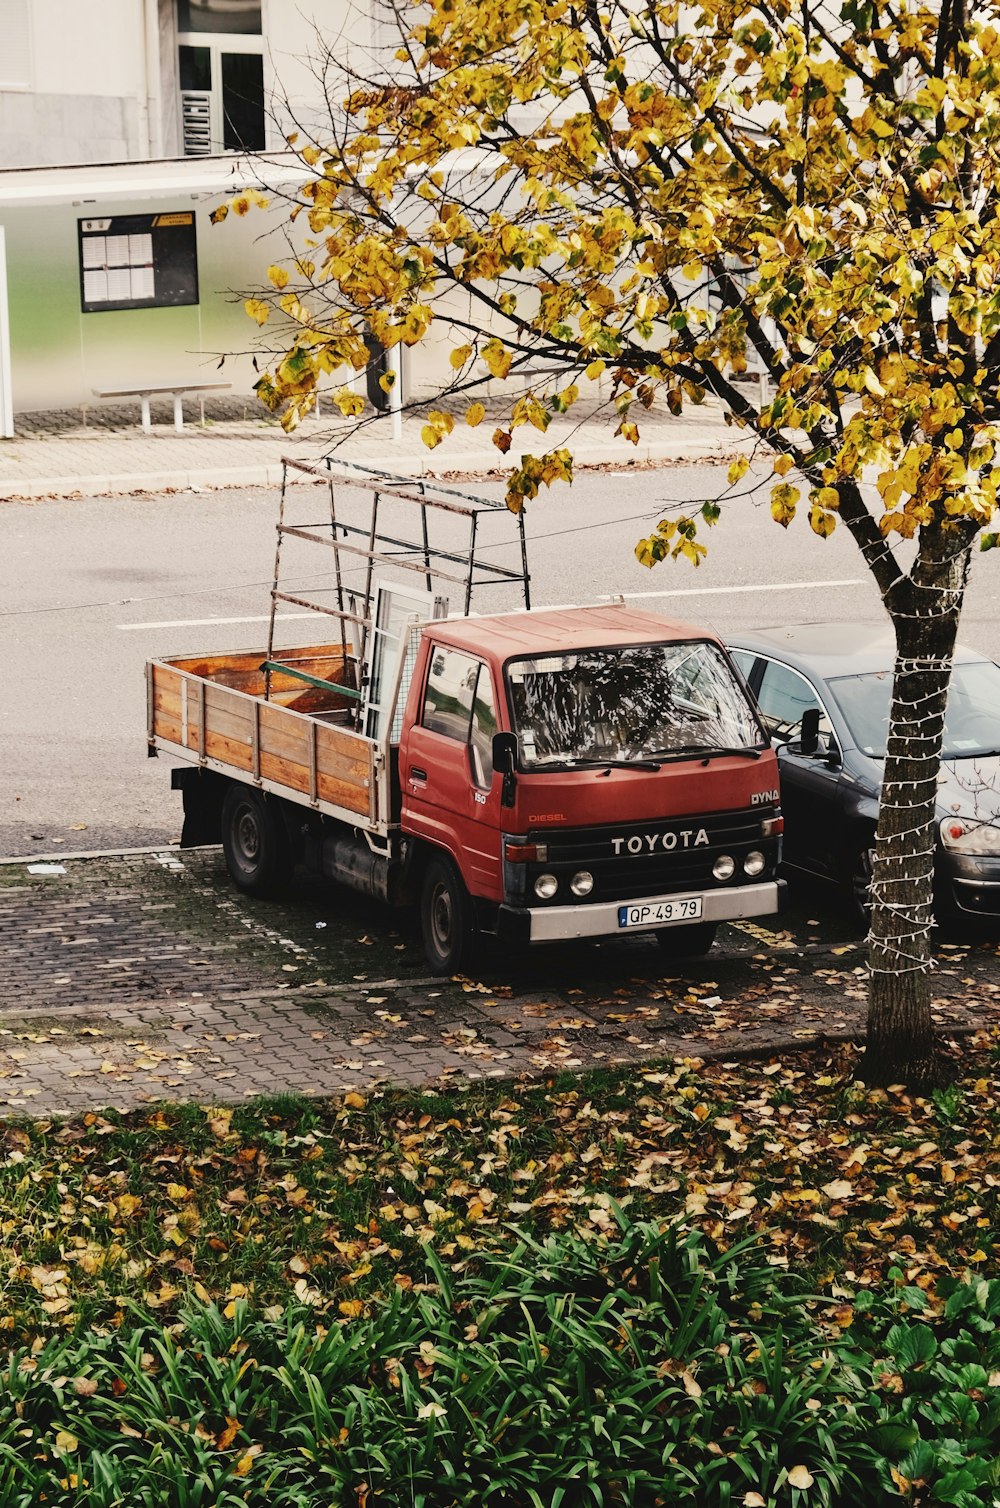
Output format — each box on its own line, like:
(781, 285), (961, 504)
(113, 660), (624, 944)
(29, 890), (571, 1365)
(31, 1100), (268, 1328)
(402, 645), (503, 901)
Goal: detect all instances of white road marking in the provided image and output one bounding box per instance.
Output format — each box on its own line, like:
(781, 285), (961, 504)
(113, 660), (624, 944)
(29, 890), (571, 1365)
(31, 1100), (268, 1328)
(604, 578), (865, 599)
(118, 612), (318, 631)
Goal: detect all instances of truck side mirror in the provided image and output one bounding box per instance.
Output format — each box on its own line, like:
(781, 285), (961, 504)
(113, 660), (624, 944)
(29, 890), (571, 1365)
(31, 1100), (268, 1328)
(799, 706), (821, 757)
(492, 732), (518, 807)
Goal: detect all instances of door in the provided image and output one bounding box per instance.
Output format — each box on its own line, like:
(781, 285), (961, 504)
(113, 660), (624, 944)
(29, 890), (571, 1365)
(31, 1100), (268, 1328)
(403, 645), (504, 899)
(753, 658), (843, 877)
(364, 581), (445, 742)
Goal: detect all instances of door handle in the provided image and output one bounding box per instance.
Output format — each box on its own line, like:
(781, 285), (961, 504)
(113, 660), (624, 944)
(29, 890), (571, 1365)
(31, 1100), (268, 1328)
(410, 767), (428, 781)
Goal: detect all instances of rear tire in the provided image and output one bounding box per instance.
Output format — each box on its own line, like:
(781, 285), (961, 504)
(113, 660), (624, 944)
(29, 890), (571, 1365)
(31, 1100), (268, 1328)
(420, 855), (474, 976)
(849, 843), (875, 932)
(655, 922), (718, 957)
(221, 784), (289, 897)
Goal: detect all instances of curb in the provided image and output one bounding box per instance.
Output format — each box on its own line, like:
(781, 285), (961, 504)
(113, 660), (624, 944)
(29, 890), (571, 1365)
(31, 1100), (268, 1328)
(0, 435), (749, 501)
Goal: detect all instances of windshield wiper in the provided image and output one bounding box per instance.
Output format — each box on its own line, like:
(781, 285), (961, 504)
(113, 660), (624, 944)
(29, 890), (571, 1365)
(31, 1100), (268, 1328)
(571, 757), (662, 771)
(645, 744), (763, 764)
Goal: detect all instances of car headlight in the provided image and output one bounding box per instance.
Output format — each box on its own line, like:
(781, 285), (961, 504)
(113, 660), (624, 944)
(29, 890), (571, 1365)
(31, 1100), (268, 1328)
(534, 873), (559, 899)
(939, 817), (1000, 855)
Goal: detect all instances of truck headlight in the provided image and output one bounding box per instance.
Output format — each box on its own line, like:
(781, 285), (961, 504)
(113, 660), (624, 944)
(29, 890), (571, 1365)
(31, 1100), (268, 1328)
(939, 817), (1000, 855)
(534, 873), (559, 899)
(570, 870), (594, 896)
(744, 850), (766, 876)
(713, 855), (736, 881)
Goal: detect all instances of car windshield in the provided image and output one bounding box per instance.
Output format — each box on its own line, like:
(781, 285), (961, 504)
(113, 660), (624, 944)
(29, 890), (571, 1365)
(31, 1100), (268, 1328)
(506, 641), (765, 768)
(828, 660), (1000, 759)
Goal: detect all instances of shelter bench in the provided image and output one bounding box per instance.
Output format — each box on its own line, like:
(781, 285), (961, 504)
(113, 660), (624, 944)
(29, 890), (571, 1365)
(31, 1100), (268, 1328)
(90, 379), (232, 433)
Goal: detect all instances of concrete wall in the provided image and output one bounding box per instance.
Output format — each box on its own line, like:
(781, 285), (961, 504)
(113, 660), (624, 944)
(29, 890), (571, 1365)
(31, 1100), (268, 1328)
(0, 0), (376, 168)
(0, 0), (149, 166)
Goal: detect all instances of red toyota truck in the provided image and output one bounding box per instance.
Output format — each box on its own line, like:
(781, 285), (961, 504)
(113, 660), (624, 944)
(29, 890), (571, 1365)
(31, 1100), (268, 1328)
(147, 461), (783, 971)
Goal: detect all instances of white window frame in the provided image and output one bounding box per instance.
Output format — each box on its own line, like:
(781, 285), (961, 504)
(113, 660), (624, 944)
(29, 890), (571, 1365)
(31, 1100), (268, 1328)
(0, 0), (32, 90)
(177, 29), (266, 154)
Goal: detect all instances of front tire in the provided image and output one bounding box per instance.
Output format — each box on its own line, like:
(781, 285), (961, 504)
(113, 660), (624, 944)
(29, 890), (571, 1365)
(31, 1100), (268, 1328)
(420, 855), (474, 975)
(655, 922), (718, 957)
(221, 784), (289, 897)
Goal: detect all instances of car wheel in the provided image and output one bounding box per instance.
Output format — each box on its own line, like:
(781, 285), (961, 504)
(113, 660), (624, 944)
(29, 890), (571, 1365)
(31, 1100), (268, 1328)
(850, 843), (875, 930)
(655, 922), (718, 957)
(221, 785), (289, 897)
(421, 855), (474, 976)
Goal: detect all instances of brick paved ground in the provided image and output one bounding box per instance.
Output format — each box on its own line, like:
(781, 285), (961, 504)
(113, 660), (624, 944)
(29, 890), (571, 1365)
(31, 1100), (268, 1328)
(1, 851), (998, 1115)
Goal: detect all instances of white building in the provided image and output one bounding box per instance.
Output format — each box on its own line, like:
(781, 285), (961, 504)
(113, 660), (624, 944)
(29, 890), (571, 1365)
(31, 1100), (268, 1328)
(0, 0), (382, 428)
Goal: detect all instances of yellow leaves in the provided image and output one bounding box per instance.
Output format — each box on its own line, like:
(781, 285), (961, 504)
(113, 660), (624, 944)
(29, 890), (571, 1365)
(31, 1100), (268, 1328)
(584, 359), (606, 381)
(808, 505), (837, 539)
(235, 1445), (264, 1476)
(773, 454), (794, 477)
(728, 456), (749, 486)
(787, 1465), (815, 1489)
(465, 401), (486, 427)
(334, 390), (365, 418)
(421, 410), (455, 450)
(216, 1416), (241, 1451)
(54, 1431), (78, 1455)
(770, 483), (800, 528)
(450, 344), (472, 369)
(267, 265), (290, 290)
(244, 298), (270, 327)
(301, 144), (322, 167)
(482, 338), (513, 380)
(821, 1179), (853, 1200)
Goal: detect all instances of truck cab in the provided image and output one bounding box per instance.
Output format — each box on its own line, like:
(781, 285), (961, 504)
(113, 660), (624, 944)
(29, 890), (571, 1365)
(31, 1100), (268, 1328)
(398, 604), (784, 971)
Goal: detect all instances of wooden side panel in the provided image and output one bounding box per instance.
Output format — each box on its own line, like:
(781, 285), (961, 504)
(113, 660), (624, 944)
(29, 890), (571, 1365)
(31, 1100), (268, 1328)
(316, 725), (373, 816)
(259, 702), (311, 795)
(148, 658), (376, 822)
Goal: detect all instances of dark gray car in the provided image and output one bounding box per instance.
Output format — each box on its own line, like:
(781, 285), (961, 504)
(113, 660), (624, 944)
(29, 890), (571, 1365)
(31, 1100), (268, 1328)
(726, 624), (1000, 924)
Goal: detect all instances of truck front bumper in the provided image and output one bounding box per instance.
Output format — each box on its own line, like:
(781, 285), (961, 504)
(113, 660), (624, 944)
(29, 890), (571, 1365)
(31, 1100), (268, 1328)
(498, 880), (784, 945)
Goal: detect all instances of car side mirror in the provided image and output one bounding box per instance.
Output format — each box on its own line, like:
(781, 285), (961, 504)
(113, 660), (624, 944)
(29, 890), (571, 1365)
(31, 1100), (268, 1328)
(799, 706), (821, 757)
(492, 732), (518, 807)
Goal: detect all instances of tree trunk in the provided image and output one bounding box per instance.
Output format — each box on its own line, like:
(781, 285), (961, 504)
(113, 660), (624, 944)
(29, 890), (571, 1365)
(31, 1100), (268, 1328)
(862, 526), (972, 1087)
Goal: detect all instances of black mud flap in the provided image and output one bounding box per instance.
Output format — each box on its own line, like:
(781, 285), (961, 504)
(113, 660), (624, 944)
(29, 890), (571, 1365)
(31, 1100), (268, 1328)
(171, 767), (226, 847)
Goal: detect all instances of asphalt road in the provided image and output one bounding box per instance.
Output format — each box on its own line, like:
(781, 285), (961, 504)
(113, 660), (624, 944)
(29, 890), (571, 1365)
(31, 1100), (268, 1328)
(3, 463), (1000, 857)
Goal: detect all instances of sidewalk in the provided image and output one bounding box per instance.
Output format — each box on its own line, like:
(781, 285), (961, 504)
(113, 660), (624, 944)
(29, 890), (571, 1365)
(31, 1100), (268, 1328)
(0, 850), (995, 1115)
(0, 394), (752, 500)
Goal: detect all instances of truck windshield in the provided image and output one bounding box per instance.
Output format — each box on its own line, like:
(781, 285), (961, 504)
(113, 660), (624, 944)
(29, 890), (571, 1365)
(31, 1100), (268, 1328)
(506, 641), (765, 768)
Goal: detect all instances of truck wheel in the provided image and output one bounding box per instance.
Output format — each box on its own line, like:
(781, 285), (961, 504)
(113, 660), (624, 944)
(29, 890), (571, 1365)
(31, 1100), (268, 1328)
(421, 855), (473, 976)
(221, 785), (289, 897)
(655, 922), (717, 957)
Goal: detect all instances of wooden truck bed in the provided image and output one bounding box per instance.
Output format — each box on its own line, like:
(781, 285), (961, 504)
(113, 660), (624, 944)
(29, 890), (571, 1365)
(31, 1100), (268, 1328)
(146, 645), (383, 829)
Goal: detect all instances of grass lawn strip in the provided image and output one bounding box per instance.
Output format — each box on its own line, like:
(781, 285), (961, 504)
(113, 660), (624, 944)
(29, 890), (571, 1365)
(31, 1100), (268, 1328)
(3, 1041), (1000, 1504)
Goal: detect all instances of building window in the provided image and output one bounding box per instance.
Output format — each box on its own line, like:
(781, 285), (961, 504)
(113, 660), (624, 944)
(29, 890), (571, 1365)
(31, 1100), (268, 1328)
(0, 0), (31, 89)
(177, 0), (265, 155)
(78, 213), (198, 313)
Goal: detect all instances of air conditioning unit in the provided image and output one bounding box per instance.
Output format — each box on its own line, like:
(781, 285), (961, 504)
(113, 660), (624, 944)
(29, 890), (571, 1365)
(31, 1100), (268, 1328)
(182, 91), (213, 155)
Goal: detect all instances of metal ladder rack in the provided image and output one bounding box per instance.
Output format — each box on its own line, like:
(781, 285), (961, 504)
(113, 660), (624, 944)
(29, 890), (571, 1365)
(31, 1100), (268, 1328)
(263, 457), (532, 717)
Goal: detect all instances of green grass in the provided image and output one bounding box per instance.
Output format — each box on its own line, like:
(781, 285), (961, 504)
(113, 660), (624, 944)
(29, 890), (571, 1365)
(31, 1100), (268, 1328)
(2, 1220), (1000, 1506)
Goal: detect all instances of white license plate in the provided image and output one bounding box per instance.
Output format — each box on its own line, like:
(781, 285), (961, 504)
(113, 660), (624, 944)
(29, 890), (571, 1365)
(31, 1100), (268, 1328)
(618, 896), (704, 928)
